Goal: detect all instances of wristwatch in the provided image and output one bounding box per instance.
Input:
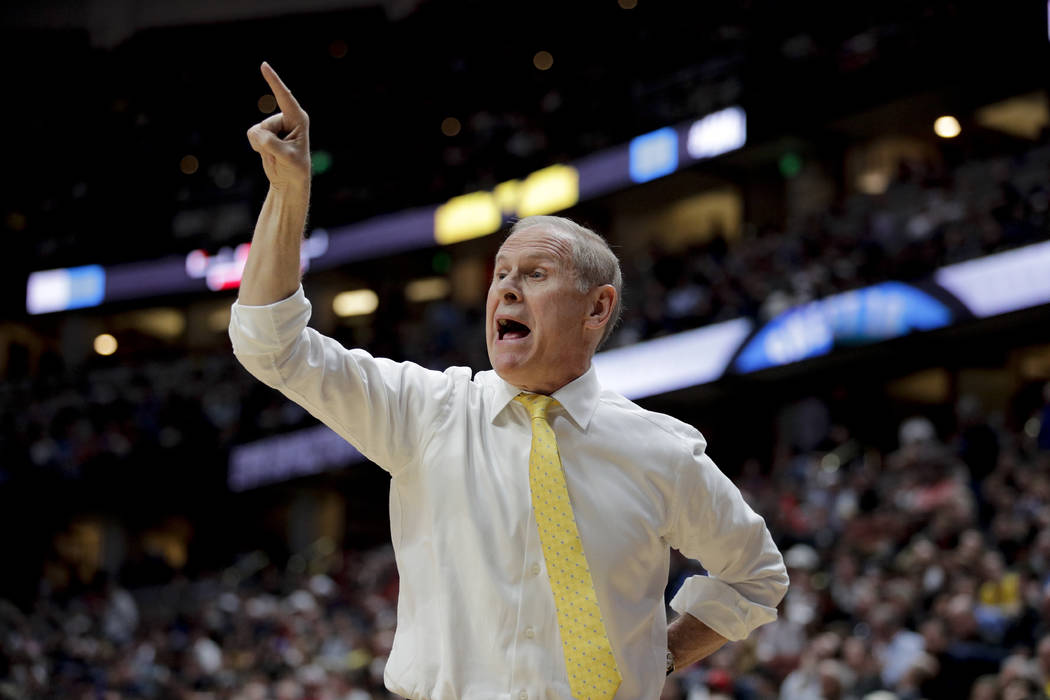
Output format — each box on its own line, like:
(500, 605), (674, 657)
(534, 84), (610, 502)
(665, 650), (675, 676)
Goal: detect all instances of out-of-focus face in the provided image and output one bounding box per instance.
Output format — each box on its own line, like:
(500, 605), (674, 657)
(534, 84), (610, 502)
(485, 227), (596, 394)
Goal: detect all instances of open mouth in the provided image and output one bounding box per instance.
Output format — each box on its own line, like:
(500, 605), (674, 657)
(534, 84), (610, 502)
(497, 318), (531, 340)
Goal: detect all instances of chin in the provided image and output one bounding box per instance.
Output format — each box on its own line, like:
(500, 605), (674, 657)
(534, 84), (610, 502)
(491, 356), (531, 388)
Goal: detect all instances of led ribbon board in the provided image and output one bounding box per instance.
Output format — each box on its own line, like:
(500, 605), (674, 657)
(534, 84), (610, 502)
(26, 107), (747, 312)
(228, 423), (366, 492)
(734, 282), (954, 373)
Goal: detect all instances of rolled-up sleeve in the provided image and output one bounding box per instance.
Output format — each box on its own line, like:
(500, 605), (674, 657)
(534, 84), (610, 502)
(665, 441), (788, 641)
(228, 285), (455, 476)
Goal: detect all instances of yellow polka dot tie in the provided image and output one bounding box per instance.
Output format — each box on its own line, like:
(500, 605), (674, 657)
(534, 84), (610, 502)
(515, 393), (622, 700)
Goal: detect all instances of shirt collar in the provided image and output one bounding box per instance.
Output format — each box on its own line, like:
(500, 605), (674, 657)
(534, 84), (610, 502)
(486, 364), (601, 431)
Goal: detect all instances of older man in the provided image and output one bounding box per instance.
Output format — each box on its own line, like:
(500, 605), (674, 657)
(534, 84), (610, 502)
(230, 63), (787, 700)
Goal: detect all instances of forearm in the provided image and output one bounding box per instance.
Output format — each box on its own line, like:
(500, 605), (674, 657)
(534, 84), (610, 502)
(667, 612), (728, 671)
(238, 181), (310, 306)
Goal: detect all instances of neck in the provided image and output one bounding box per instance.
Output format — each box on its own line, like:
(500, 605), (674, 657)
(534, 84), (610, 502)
(506, 365), (590, 395)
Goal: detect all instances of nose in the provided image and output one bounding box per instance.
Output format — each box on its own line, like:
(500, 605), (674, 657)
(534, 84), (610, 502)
(494, 274), (521, 303)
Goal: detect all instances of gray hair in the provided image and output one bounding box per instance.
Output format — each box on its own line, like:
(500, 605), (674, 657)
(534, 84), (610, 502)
(507, 215), (623, 349)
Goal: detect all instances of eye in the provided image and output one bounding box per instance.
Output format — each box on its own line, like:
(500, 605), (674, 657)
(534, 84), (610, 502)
(495, 271), (508, 280)
(529, 269), (545, 279)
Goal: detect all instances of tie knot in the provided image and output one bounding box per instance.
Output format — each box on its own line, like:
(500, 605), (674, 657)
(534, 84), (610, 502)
(515, 393), (556, 421)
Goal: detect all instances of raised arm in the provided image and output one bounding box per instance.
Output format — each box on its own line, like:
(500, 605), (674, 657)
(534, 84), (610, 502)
(239, 62), (312, 306)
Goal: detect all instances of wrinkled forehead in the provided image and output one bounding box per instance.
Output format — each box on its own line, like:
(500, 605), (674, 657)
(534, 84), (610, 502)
(495, 226), (574, 263)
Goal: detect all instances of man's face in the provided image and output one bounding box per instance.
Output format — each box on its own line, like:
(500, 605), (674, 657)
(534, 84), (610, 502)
(485, 227), (594, 393)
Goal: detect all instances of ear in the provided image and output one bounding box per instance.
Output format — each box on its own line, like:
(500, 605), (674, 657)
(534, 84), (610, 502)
(583, 284), (617, 333)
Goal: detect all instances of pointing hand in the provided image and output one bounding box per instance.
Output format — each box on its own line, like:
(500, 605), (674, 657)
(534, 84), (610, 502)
(246, 62), (311, 191)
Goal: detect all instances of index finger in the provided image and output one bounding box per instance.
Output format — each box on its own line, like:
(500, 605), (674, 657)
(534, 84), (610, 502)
(260, 61), (304, 118)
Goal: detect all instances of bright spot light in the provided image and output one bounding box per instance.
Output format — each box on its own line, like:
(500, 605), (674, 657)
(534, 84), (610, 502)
(934, 115), (961, 138)
(94, 333), (118, 356)
(257, 94), (277, 114)
(857, 169), (889, 195)
(405, 277), (451, 303)
(333, 289), (379, 317)
(533, 51), (554, 71)
(1025, 416), (1041, 438)
(779, 152), (803, 178)
(618, 0), (637, 7)
(441, 117), (461, 137)
(311, 151), (333, 175)
(179, 155), (199, 175)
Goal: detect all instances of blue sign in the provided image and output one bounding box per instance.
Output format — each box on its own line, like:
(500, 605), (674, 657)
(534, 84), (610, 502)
(735, 282), (953, 373)
(629, 127), (679, 183)
(68, 265), (107, 309)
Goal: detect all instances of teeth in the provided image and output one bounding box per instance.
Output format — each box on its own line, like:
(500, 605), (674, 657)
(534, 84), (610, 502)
(498, 319), (508, 327)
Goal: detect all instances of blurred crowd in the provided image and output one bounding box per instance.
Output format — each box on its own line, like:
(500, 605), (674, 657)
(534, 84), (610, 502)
(4, 383), (1050, 699)
(671, 383), (1050, 700)
(0, 351), (306, 487)
(0, 545), (404, 699)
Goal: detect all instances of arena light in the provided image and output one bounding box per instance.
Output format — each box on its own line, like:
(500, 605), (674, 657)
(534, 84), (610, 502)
(405, 277), (451, 303)
(686, 106), (747, 160)
(494, 180), (521, 213)
(257, 94), (276, 114)
(629, 127), (678, 183)
(934, 115), (961, 139)
(93, 333), (118, 356)
(593, 318), (752, 399)
(26, 265), (106, 314)
(441, 117), (461, 137)
(311, 150), (333, 175)
(935, 239), (1050, 318)
(516, 164), (579, 217)
(179, 155), (199, 175)
(333, 289), (379, 317)
(533, 51), (554, 71)
(434, 191), (502, 245)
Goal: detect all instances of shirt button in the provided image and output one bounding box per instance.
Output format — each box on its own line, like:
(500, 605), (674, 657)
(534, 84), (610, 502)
(525, 626), (535, 639)
(530, 563), (541, 576)
(519, 691), (528, 700)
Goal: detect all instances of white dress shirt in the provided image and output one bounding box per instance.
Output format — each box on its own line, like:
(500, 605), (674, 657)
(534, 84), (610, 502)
(229, 285), (788, 700)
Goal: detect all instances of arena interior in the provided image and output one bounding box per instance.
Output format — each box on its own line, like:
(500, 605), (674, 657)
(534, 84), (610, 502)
(3, 1), (1050, 698)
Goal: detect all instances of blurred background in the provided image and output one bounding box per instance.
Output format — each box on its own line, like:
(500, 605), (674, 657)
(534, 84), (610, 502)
(2, 0), (1050, 698)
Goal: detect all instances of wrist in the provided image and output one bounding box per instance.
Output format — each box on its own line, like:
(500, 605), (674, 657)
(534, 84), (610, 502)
(270, 178), (311, 199)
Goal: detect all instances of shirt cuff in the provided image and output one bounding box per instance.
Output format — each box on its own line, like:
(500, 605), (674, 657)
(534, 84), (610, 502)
(669, 575), (778, 642)
(228, 284), (311, 356)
